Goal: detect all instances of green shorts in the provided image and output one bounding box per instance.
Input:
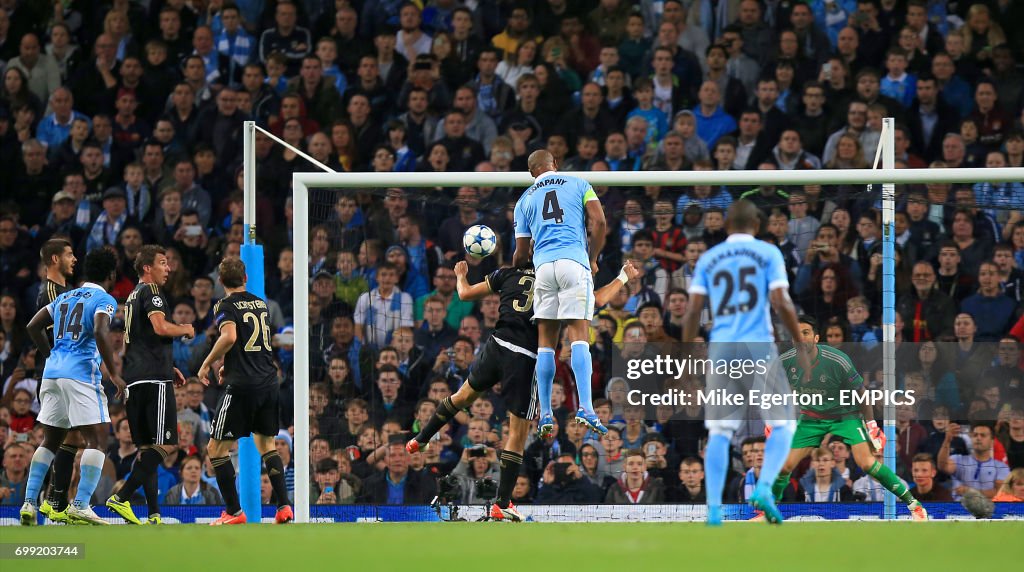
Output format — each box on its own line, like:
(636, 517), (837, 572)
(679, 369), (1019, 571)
(792, 417), (869, 449)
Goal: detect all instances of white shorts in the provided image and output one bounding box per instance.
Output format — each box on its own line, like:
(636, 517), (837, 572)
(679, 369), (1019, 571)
(36, 378), (109, 429)
(534, 260), (595, 321)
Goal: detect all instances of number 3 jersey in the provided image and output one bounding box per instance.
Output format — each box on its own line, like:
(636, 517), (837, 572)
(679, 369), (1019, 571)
(484, 266), (538, 352)
(688, 234), (789, 343)
(43, 282), (116, 382)
(214, 291), (277, 389)
(513, 171), (598, 271)
(123, 283), (175, 383)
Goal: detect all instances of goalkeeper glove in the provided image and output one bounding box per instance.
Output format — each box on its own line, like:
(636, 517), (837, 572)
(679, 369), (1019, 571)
(865, 420), (885, 451)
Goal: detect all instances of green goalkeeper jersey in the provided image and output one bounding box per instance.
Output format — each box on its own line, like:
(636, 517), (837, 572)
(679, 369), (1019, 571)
(780, 344), (863, 418)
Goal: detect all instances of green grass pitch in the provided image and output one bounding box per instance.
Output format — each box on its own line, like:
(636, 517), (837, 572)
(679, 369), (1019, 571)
(3, 521), (1021, 571)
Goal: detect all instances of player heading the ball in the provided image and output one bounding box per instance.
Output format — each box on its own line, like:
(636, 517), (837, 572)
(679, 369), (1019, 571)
(512, 150), (608, 437)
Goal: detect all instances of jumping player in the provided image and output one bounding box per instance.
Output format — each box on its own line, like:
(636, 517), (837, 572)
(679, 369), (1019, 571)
(106, 245), (194, 525)
(682, 199), (812, 525)
(22, 248), (125, 525)
(772, 316), (928, 520)
(407, 259), (638, 521)
(196, 258), (295, 525)
(511, 150), (608, 437)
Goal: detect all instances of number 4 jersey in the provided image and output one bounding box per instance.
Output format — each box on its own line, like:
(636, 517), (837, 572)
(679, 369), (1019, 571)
(43, 282), (117, 382)
(214, 291), (277, 389)
(689, 234), (789, 343)
(513, 172), (598, 271)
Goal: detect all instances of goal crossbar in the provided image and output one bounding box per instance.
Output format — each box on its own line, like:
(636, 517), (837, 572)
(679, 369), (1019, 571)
(292, 166), (1024, 188)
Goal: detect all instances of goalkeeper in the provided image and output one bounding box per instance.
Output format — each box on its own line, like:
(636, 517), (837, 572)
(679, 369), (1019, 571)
(771, 316), (928, 521)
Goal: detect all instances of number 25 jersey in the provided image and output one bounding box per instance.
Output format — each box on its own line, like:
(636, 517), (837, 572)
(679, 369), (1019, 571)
(688, 234), (789, 343)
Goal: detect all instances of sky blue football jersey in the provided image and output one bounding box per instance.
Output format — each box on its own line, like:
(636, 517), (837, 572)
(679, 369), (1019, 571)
(513, 172), (598, 270)
(688, 234), (789, 343)
(43, 283), (116, 384)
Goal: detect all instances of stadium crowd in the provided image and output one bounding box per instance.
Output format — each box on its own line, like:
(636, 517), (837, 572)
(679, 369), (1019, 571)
(1, 0), (1023, 510)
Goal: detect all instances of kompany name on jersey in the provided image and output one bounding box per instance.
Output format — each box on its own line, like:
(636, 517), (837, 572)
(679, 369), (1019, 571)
(525, 176), (568, 195)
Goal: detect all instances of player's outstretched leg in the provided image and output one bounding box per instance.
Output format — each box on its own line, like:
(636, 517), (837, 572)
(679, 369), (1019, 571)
(750, 421), (795, 524)
(704, 430), (732, 526)
(852, 443), (928, 521)
(408, 385), (479, 453)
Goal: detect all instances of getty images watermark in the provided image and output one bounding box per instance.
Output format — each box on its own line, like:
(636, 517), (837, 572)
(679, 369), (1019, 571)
(610, 343), (921, 419)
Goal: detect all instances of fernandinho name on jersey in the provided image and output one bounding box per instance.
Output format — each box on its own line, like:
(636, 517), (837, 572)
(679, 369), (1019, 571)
(781, 344), (864, 417)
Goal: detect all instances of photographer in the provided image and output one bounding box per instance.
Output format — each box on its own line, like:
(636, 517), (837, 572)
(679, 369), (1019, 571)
(534, 453), (603, 504)
(605, 449), (666, 504)
(640, 433), (677, 485)
(451, 444), (500, 504)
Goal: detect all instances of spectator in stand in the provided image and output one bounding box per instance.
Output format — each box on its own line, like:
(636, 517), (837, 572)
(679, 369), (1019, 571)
(939, 422), (1010, 500)
(798, 447), (854, 502)
(909, 453), (953, 501)
(259, 1), (311, 76)
(961, 261), (1019, 342)
(993, 468), (1024, 501)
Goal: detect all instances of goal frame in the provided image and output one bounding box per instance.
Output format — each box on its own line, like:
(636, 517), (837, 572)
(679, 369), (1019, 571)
(265, 123), (1024, 523)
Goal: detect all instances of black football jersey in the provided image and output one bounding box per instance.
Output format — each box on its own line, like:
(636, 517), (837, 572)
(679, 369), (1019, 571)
(214, 291), (277, 388)
(36, 278), (71, 344)
(123, 283), (175, 382)
(484, 267), (538, 351)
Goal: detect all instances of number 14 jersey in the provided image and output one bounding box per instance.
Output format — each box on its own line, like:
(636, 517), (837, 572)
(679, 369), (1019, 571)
(43, 283), (116, 382)
(688, 234), (789, 343)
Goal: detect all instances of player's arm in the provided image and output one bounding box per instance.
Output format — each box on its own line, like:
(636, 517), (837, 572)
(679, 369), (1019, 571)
(197, 321), (237, 386)
(26, 307), (55, 360)
(94, 313), (126, 399)
(454, 261), (492, 301)
(595, 261), (639, 307)
(511, 237), (532, 269)
(585, 195), (606, 272)
(937, 422), (959, 474)
(511, 198), (532, 269)
(681, 292), (705, 343)
(150, 311), (195, 339)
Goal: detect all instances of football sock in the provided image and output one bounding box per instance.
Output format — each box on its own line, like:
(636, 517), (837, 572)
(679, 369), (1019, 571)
(116, 447), (164, 504)
(143, 470), (160, 516)
(48, 444), (78, 511)
(868, 460), (916, 504)
(212, 456), (241, 515)
(756, 424), (795, 495)
(415, 397), (460, 443)
(536, 348), (556, 417)
(495, 450), (524, 508)
(73, 449), (105, 509)
(24, 446), (56, 506)
(262, 451), (291, 508)
(772, 472), (792, 501)
(570, 342), (594, 414)
(705, 432), (732, 508)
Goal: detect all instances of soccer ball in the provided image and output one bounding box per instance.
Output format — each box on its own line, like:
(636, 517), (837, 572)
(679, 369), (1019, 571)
(463, 225), (497, 259)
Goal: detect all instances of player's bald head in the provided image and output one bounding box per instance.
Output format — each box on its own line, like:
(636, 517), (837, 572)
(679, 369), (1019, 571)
(726, 199), (760, 234)
(527, 150), (556, 177)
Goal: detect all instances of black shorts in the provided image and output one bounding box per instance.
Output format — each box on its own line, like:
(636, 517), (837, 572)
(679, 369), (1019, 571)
(211, 384), (279, 441)
(126, 381), (178, 446)
(468, 337), (538, 420)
